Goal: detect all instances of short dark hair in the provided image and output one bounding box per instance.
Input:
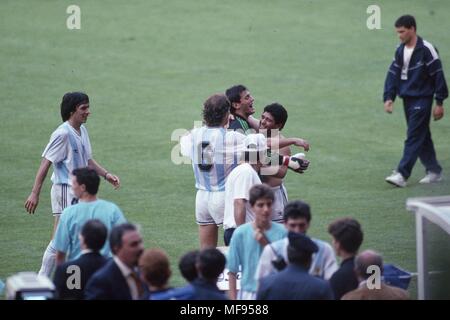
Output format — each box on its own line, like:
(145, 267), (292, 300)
(283, 200), (311, 222)
(72, 168), (100, 195)
(139, 248), (171, 287)
(179, 250), (199, 282)
(202, 94), (230, 126)
(263, 103), (288, 130)
(328, 217), (363, 254)
(287, 244), (312, 268)
(60, 92), (89, 122)
(81, 219), (108, 252)
(395, 15), (416, 31)
(109, 223), (136, 254)
(225, 85), (247, 115)
(249, 184), (274, 206)
(196, 248), (226, 280)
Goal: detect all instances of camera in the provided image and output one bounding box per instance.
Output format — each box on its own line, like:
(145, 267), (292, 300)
(6, 272), (55, 300)
(271, 257), (287, 271)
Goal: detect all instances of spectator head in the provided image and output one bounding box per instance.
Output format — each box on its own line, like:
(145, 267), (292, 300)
(328, 217), (363, 257)
(287, 232), (318, 269)
(79, 219), (108, 252)
(283, 200), (312, 234)
(196, 248), (226, 281)
(203, 93), (230, 127)
(60, 92), (89, 122)
(71, 168), (100, 198)
(395, 15), (416, 31)
(139, 248), (171, 290)
(179, 250), (199, 282)
(249, 184), (274, 224)
(225, 84), (254, 118)
(110, 223), (144, 268)
(395, 15), (417, 45)
(260, 103), (288, 131)
(354, 250), (384, 281)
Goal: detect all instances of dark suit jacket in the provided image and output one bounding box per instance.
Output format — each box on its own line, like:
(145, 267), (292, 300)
(341, 283), (409, 300)
(53, 252), (107, 300)
(190, 278), (228, 300)
(329, 257), (359, 300)
(84, 259), (147, 300)
(257, 264), (334, 300)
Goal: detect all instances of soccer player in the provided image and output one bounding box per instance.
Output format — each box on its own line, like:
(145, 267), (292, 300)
(180, 93), (246, 248)
(24, 92), (120, 276)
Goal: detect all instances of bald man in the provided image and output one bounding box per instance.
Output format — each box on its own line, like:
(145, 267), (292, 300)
(341, 250), (409, 300)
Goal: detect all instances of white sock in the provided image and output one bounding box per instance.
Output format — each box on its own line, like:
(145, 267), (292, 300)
(38, 240), (56, 277)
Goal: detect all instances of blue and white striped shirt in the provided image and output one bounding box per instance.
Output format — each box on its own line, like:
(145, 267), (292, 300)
(42, 122), (92, 185)
(180, 127), (245, 192)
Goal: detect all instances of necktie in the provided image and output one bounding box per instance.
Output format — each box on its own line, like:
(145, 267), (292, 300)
(130, 271), (144, 299)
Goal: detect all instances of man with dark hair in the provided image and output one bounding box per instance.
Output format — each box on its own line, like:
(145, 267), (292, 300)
(256, 200), (337, 282)
(189, 248), (228, 300)
(258, 103), (310, 223)
(53, 219), (108, 300)
(328, 217), (364, 299)
(384, 15), (448, 187)
(180, 93), (247, 248)
(53, 168), (126, 264)
(257, 232), (333, 300)
(85, 223), (146, 300)
(227, 184), (287, 300)
(25, 92), (120, 276)
(225, 84), (254, 133)
(179, 250), (199, 282)
(342, 250), (409, 300)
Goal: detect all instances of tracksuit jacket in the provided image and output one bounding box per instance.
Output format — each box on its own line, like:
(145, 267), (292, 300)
(383, 36), (448, 104)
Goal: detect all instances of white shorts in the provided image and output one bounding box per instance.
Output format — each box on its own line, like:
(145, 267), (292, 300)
(271, 184), (288, 223)
(51, 184), (78, 215)
(195, 190), (225, 225)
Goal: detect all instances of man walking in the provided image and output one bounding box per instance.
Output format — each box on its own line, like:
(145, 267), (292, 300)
(25, 92), (120, 276)
(384, 15), (448, 187)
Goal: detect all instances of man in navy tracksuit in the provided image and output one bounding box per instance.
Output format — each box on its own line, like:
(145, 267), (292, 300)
(384, 15), (448, 187)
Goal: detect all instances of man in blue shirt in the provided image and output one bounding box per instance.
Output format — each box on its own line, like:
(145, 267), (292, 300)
(53, 168), (126, 264)
(227, 184), (287, 300)
(384, 15), (448, 187)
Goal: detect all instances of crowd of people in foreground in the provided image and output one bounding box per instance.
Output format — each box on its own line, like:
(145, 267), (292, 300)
(48, 168), (409, 300)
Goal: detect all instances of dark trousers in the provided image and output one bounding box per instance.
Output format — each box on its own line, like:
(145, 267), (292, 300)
(398, 97), (442, 179)
(223, 228), (235, 246)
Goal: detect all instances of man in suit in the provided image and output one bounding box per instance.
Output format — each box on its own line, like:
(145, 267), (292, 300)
(327, 217), (364, 299)
(341, 250), (409, 300)
(84, 223), (146, 300)
(53, 219), (108, 299)
(256, 232), (334, 300)
(190, 248), (228, 300)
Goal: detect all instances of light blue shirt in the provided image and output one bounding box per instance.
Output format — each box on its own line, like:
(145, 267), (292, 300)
(53, 199), (126, 260)
(42, 122), (92, 186)
(227, 222), (287, 293)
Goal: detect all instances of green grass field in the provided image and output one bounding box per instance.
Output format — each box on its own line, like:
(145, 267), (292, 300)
(1, 0), (449, 298)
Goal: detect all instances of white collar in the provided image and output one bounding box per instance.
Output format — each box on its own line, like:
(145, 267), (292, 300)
(113, 256), (133, 278)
